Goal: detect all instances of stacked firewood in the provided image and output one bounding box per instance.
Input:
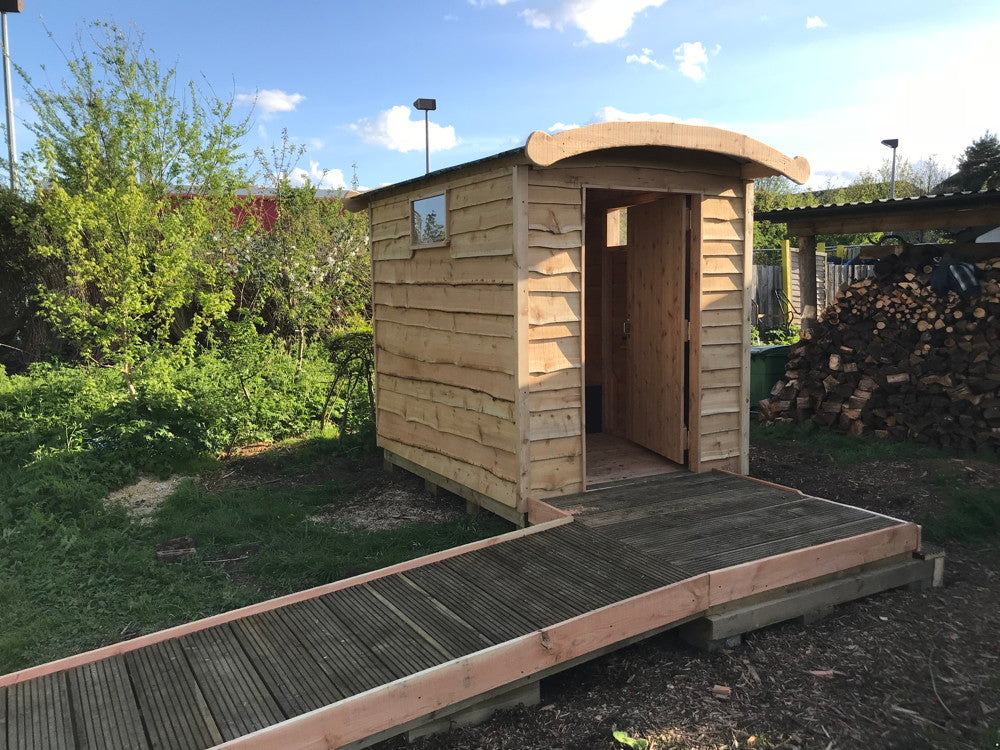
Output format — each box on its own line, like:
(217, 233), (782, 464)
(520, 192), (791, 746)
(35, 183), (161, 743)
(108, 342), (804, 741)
(761, 254), (1000, 454)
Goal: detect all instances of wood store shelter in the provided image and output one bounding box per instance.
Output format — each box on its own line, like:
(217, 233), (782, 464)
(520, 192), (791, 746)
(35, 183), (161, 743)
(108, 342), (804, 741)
(346, 122), (810, 525)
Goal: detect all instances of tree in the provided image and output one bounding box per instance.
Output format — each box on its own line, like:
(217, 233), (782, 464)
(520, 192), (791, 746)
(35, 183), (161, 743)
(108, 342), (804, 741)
(946, 132), (1000, 192)
(247, 131), (371, 366)
(23, 23), (252, 396)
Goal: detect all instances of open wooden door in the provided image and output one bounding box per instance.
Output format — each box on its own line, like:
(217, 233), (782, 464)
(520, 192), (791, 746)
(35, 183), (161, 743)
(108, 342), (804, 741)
(625, 195), (687, 463)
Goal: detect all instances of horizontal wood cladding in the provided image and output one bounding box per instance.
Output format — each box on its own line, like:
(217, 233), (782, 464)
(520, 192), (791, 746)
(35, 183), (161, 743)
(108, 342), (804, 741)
(369, 168), (515, 261)
(450, 224), (515, 259)
(527, 368), (581, 392)
(376, 350), (514, 402)
(528, 292), (580, 324)
(528, 272), (581, 293)
(528, 337), (582, 374)
(449, 198), (512, 235)
(374, 250), (511, 285)
(528, 321), (580, 340)
(700, 429), (741, 462)
(528, 387), (582, 412)
(377, 390), (516, 452)
(374, 283), (513, 316)
(374, 305), (513, 338)
(530, 454), (583, 492)
(379, 437), (517, 507)
(700, 386), (741, 416)
(377, 374), (514, 421)
(378, 410), (516, 482)
(530, 436), (582, 461)
(376, 321), (515, 374)
(528, 248), (581, 276)
(696, 187), (748, 475)
(530, 408), (582, 441)
(528, 203), (583, 235)
(448, 173), (514, 209)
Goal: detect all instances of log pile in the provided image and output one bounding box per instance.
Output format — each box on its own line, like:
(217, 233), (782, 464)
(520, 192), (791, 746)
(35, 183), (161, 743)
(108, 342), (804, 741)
(761, 254), (1000, 454)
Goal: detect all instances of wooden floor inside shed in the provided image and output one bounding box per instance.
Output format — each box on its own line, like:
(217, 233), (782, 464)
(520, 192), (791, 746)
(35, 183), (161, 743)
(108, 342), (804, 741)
(0, 472), (921, 750)
(585, 432), (682, 486)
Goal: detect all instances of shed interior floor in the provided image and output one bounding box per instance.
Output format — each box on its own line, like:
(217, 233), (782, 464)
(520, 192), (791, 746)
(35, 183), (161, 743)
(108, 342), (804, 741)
(586, 432), (682, 487)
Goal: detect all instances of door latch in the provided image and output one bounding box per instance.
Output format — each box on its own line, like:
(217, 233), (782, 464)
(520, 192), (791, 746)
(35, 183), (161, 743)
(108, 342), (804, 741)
(623, 314), (631, 340)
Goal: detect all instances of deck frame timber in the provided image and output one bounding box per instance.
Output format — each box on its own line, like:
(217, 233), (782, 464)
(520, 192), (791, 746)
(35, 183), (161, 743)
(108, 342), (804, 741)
(679, 551), (940, 650)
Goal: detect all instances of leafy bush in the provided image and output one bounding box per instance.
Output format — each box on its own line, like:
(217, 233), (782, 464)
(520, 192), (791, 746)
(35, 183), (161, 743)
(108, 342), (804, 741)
(751, 325), (801, 345)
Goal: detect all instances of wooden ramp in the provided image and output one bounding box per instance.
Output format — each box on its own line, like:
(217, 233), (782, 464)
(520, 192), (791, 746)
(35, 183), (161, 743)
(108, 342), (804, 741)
(0, 472), (921, 750)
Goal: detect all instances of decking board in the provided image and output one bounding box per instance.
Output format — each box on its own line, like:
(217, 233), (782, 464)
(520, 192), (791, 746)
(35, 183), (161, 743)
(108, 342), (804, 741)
(179, 626), (286, 741)
(1, 471), (920, 750)
(125, 640), (224, 750)
(8, 673), (73, 750)
(68, 657), (149, 750)
(368, 575), (496, 657)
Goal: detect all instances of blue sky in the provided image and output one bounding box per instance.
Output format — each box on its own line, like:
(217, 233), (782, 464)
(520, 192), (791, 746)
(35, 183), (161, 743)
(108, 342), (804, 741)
(6, 0), (999, 190)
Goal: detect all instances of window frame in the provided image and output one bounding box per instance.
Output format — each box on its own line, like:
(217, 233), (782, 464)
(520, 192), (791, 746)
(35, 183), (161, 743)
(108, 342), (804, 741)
(410, 191), (449, 249)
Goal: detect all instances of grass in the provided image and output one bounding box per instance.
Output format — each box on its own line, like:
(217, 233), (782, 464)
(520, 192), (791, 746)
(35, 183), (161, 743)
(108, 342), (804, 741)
(752, 421), (1000, 545)
(0, 434), (509, 674)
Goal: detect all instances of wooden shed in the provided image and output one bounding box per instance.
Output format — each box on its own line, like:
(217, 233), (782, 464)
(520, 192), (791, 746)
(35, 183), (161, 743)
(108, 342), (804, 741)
(346, 122), (810, 524)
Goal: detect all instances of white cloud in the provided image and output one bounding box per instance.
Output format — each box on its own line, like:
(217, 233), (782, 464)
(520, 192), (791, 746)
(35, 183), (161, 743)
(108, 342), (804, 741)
(236, 89), (306, 118)
(352, 105), (459, 153)
(626, 47), (666, 70)
(590, 106), (707, 125)
(548, 121), (580, 133)
(517, 0), (667, 43)
(806, 16), (827, 29)
(674, 41), (709, 81)
(443, 13), (458, 21)
(286, 161), (347, 190)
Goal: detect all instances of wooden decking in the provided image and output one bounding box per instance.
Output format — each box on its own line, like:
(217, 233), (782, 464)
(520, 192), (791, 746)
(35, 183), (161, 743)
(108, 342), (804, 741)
(0, 472), (921, 750)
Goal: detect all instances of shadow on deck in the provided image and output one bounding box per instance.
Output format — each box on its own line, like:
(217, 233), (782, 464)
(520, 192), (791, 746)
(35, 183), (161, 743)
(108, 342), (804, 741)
(0, 472), (925, 750)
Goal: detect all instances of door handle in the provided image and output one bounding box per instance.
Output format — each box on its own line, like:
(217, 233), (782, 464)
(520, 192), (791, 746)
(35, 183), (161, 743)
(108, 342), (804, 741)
(623, 315), (631, 340)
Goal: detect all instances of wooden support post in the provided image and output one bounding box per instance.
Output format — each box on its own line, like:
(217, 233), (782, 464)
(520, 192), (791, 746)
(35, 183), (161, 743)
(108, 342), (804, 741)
(797, 234), (818, 331)
(781, 239), (792, 325)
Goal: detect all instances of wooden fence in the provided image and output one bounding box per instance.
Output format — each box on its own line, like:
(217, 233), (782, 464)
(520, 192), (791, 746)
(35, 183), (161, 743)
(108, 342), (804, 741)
(752, 255), (876, 329)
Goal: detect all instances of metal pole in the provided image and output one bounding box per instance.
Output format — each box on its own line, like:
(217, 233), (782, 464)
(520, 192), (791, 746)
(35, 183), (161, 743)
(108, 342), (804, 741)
(888, 145), (897, 200)
(423, 109), (429, 175)
(1, 11), (17, 191)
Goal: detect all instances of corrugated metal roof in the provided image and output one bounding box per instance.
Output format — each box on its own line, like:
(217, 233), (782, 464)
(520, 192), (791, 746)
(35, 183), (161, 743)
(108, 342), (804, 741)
(757, 188), (1000, 221)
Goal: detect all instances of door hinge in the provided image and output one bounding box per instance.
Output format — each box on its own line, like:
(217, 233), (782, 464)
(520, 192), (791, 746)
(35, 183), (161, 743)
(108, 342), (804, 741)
(685, 320), (691, 342)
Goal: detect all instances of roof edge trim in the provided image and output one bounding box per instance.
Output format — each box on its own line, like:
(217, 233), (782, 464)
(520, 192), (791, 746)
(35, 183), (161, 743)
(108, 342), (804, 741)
(524, 122), (810, 185)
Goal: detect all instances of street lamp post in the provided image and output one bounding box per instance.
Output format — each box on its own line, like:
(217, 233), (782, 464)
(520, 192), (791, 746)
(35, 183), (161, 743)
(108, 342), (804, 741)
(413, 98), (436, 175)
(881, 138), (898, 200)
(0, 0), (22, 191)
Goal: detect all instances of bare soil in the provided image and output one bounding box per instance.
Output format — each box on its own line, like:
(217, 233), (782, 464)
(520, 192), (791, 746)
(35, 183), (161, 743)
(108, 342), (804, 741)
(379, 444), (1000, 750)
(103, 474), (193, 524)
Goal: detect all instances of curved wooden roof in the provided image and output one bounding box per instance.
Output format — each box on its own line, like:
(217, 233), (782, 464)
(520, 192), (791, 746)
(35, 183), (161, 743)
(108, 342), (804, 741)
(345, 121), (809, 210)
(524, 122), (810, 184)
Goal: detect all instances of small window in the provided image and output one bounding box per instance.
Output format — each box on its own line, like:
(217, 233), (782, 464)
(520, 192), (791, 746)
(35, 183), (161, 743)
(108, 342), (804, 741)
(411, 194), (447, 247)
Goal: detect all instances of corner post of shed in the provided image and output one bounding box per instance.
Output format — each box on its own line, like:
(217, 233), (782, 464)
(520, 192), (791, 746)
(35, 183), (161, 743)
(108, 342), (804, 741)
(512, 164), (532, 521)
(740, 180), (755, 475)
(796, 233), (818, 331)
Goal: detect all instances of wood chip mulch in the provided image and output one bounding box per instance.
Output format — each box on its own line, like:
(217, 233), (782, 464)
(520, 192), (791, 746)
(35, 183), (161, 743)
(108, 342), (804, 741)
(377, 444), (1000, 750)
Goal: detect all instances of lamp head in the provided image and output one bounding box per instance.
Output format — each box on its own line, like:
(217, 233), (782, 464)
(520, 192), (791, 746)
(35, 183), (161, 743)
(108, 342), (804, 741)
(881, 138), (899, 149)
(0, 1), (24, 11)
(413, 98), (437, 111)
